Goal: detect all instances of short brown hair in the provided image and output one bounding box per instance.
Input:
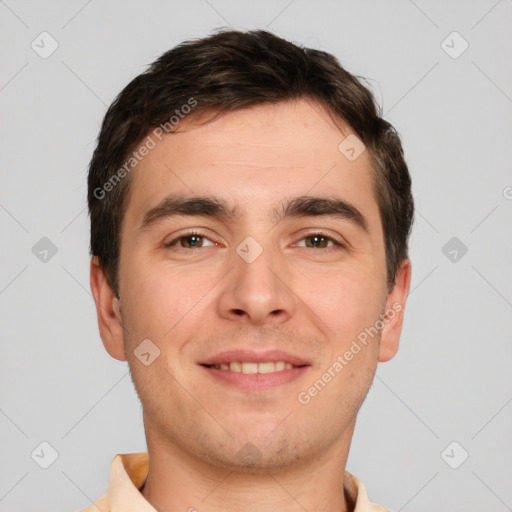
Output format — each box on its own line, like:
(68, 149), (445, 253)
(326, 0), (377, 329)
(88, 29), (414, 297)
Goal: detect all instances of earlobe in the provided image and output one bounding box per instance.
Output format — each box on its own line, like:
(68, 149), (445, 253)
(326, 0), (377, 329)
(378, 258), (412, 363)
(90, 256), (127, 361)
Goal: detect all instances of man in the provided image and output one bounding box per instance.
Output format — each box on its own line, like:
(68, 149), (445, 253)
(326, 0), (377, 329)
(85, 29), (413, 511)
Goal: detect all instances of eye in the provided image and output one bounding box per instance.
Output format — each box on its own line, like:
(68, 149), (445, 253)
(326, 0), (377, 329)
(164, 230), (216, 249)
(164, 230), (345, 251)
(295, 232), (345, 250)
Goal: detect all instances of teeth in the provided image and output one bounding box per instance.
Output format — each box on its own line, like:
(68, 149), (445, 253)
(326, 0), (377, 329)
(208, 361), (297, 373)
(230, 361), (242, 373)
(257, 362), (276, 374)
(241, 362), (258, 374)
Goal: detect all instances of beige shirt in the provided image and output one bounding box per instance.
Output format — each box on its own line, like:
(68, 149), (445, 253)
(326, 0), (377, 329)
(79, 452), (389, 511)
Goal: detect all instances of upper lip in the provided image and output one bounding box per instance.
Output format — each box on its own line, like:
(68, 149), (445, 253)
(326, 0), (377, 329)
(199, 349), (310, 366)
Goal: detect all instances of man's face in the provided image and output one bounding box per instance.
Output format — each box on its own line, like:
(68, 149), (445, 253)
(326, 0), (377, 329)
(93, 99), (410, 472)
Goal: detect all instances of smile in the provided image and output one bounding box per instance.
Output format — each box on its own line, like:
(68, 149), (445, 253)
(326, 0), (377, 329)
(203, 361), (299, 373)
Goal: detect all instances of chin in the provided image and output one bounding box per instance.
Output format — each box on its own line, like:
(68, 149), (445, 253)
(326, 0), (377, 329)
(197, 432), (322, 475)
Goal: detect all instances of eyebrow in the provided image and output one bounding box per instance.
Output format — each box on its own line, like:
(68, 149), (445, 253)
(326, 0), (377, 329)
(140, 194), (368, 232)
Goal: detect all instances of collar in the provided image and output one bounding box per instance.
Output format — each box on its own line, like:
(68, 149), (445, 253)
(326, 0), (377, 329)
(86, 452), (388, 512)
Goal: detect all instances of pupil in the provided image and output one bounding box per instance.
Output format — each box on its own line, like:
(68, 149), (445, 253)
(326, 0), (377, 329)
(186, 235), (201, 247)
(309, 235), (325, 248)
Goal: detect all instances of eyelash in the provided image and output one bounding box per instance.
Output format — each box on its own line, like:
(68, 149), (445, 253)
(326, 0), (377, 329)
(164, 230), (346, 251)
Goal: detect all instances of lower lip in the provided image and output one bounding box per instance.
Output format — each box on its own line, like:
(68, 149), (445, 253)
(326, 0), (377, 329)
(200, 365), (310, 391)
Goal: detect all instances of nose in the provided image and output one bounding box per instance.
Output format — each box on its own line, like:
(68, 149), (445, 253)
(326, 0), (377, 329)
(217, 238), (297, 326)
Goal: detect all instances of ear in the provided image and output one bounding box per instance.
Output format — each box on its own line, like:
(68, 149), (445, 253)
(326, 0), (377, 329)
(378, 258), (412, 362)
(90, 256), (127, 361)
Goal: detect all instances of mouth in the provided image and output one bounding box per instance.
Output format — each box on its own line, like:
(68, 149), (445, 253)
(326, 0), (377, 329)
(202, 361), (304, 373)
(199, 350), (311, 391)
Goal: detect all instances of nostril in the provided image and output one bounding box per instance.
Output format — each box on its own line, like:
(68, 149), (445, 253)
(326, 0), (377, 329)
(234, 309), (244, 316)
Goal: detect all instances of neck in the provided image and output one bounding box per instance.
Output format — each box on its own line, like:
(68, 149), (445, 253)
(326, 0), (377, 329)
(140, 422), (356, 512)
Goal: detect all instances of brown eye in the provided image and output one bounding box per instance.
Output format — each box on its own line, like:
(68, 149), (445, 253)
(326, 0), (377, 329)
(180, 234), (203, 248)
(165, 231), (215, 249)
(305, 234), (330, 248)
(296, 233), (344, 250)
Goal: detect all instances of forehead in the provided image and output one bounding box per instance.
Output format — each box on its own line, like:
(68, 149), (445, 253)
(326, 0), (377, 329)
(125, 99), (379, 227)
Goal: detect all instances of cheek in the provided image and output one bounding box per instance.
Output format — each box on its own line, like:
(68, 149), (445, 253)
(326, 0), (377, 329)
(121, 258), (214, 344)
(119, 265), (202, 402)
(297, 266), (384, 338)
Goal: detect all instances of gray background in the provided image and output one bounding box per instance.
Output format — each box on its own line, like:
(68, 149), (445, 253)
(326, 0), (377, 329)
(1, 0), (511, 510)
